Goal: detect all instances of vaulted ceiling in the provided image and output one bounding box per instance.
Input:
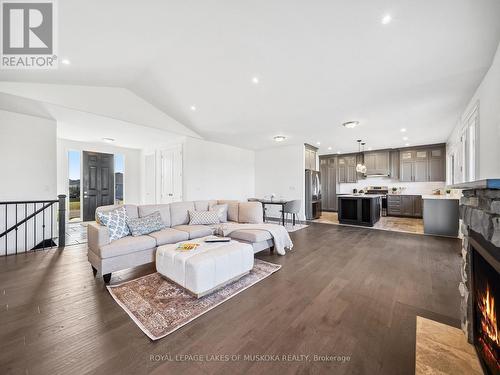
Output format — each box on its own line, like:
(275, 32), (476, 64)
(1, 0), (500, 153)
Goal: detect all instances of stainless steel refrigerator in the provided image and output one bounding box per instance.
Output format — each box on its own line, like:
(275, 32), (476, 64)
(305, 170), (321, 220)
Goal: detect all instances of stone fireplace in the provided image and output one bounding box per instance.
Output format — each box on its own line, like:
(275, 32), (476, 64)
(457, 180), (500, 374)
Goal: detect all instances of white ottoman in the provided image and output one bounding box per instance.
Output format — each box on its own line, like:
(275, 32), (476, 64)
(156, 239), (254, 298)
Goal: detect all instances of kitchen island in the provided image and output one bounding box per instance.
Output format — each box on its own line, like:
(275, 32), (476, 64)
(422, 195), (460, 237)
(338, 194), (382, 227)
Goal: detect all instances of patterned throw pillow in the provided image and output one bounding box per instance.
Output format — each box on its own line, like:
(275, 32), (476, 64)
(126, 211), (166, 237)
(209, 204), (228, 223)
(98, 207), (130, 241)
(189, 210), (220, 225)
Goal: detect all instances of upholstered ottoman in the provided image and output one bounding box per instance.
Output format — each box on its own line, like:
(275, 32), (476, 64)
(156, 239), (254, 298)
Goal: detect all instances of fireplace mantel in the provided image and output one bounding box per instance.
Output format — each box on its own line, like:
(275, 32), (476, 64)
(449, 179), (500, 190)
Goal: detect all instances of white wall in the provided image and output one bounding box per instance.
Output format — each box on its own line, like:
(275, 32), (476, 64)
(57, 139), (142, 205)
(255, 144), (305, 219)
(0, 110), (57, 200)
(338, 177), (446, 195)
(183, 138), (255, 201)
(448, 42), (500, 180)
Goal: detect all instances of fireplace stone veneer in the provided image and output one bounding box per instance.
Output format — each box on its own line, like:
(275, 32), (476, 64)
(458, 185), (500, 345)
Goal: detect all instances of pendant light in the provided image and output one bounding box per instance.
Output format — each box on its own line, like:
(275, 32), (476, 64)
(356, 140), (367, 174)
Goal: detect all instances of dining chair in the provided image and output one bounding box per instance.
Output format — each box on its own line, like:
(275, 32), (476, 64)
(282, 200), (301, 226)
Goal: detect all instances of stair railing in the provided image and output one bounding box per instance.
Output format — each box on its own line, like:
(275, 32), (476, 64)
(0, 195), (66, 255)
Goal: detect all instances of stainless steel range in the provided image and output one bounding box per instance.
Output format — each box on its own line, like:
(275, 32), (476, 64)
(365, 186), (388, 216)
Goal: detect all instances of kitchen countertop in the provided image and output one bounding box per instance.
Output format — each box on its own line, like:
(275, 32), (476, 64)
(421, 195), (460, 200)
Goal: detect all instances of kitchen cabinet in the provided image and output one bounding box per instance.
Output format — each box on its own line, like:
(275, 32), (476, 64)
(387, 195), (422, 218)
(338, 195), (381, 227)
(320, 157), (338, 211)
(399, 146), (445, 182)
(364, 151), (389, 175)
(338, 155), (357, 183)
(390, 151), (400, 179)
(305, 147), (317, 171)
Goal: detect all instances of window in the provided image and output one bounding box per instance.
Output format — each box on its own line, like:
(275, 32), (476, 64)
(115, 154), (124, 204)
(68, 151), (81, 221)
(461, 104), (479, 182)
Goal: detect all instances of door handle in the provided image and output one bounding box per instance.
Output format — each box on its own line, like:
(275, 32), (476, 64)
(168, 193), (173, 196)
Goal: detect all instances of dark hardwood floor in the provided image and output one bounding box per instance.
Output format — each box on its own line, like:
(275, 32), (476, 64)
(0, 223), (462, 375)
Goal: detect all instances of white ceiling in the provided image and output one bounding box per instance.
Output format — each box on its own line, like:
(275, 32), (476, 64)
(1, 0), (500, 153)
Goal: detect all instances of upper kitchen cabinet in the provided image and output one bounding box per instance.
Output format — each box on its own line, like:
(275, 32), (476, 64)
(399, 145), (445, 182)
(338, 155), (357, 183)
(364, 151), (390, 176)
(390, 150), (400, 179)
(304, 144), (318, 171)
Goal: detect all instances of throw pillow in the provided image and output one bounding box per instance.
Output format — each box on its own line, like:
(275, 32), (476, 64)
(238, 202), (264, 224)
(188, 210), (220, 225)
(98, 206), (130, 241)
(126, 211), (166, 237)
(209, 204), (228, 223)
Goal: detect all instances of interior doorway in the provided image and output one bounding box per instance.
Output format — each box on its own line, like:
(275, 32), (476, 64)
(160, 146), (183, 203)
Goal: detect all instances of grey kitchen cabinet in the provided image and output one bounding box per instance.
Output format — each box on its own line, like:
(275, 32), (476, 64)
(398, 146), (445, 182)
(390, 151), (400, 179)
(400, 161), (413, 182)
(414, 160), (428, 182)
(364, 151), (390, 175)
(429, 148), (446, 181)
(320, 157), (338, 211)
(305, 147), (317, 171)
(387, 195), (422, 218)
(338, 156), (357, 183)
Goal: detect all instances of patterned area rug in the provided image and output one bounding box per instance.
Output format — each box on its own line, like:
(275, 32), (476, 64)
(107, 259), (281, 340)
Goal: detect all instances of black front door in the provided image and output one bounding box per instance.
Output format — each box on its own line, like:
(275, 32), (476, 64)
(82, 151), (115, 221)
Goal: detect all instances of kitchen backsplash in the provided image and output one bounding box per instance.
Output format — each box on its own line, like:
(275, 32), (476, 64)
(337, 176), (446, 195)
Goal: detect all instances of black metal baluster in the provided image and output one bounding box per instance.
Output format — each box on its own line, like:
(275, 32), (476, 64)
(42, 205), (45, 250)
(15, 204), (18, 255)
(4, 204), (6, 256)
(25, 203), (27, 253)
(51, 204), (54, 248)
(34, 203), (36, 251)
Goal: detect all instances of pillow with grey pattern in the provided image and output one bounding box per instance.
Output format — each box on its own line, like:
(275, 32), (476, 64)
(126, 211), (166, 236)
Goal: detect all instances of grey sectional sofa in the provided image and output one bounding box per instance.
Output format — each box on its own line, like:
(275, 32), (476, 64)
(87, 200), (274, 283)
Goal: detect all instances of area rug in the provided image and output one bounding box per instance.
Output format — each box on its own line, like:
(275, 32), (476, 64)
(285, 223), (309, 232)
(107, 259), (281, 340)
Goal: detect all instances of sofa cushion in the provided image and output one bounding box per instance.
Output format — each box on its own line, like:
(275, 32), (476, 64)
(148, 228), (189, 246)
(95, 204), (138, 223)
(194, 200), (212, 211)
(228, 229), (272, 243)
(138, 204), (170, 227)
(188, 210), (220, 225)
(217, 200), (239, 222)
(127, 211), (166, 236)
(210, 204), (228, 223)
(173, 225), (213, 239)
(98, 235), (156, 259)
(238, 202), (264, 224)
(170, 202), (196, 226)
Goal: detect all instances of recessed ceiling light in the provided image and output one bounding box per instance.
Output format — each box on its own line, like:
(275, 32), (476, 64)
(252, 76), (259, 84)
(273, 135), (286, 142)
(337, 151), (341, 154)
(381, 14), (392, 25)
(328, 147), (332, 150)
(405, 143), (410, 147)
(102, 137), (115, 143)
(403, 136), (408, 141)
(400, 128), (406, 132)
(316, 141), (321, 146)
(61, 58), (70, 65)
(342, 121), (359, 129)
(190, 105), (197, 111)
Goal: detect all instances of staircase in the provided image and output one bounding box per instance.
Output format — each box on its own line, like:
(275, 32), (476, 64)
(0, 195), (66, 256)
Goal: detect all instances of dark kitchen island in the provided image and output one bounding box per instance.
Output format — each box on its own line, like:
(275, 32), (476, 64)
(338, 194), (382, 227)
